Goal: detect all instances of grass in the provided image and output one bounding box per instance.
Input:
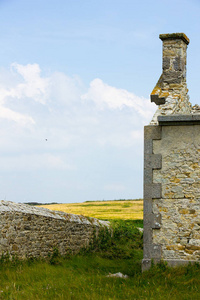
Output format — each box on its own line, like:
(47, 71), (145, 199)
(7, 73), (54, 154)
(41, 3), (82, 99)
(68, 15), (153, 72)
(0, 199), (200, 299)
(1, 257), (200, 299)
(38, 199), (143, 220)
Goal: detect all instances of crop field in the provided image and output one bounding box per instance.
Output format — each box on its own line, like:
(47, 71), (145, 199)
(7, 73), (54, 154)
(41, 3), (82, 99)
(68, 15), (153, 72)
(39, 199), (143, 220)
(0, 200), (200, 299)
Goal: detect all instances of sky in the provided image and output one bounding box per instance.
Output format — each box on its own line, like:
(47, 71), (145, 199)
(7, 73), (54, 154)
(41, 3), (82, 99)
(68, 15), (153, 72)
(0, 0), (199, 203)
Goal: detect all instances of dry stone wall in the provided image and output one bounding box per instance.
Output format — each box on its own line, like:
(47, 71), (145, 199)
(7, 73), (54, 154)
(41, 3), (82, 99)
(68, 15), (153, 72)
(0, 200), (109, 258)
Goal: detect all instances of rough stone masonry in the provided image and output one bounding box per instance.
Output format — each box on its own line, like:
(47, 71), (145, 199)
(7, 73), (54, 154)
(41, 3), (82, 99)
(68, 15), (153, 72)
(0, 200), (109, 258)
(143, 33), (200, 271)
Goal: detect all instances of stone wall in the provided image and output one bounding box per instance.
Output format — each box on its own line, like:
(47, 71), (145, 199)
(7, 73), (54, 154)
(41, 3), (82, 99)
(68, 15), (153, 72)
(0, 200), (109, 258)
(143, 117), (200, 271)
(153, 121), (200, 260)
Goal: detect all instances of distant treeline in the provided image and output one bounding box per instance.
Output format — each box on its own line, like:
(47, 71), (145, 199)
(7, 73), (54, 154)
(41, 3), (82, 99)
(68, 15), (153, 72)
(24, 202), (59, 206)
(24, 199), (142, 206)
(84, 199), (142, 203)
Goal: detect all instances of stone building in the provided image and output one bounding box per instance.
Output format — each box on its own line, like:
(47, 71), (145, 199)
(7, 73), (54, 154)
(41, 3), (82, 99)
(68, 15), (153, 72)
(143, 33), (200, 271)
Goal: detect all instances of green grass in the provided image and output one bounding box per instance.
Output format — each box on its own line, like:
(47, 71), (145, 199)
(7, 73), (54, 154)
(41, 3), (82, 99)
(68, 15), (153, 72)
(0, 201), (200, 299)
(1, 257), (200, 299)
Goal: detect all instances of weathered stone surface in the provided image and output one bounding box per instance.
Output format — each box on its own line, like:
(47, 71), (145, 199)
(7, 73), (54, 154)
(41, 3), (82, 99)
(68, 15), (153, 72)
(159, 33), (190, 45)
(150, 33), (193, 125)
(143, 32), (200, 271)
(152, 124), (200, 261)
(144, 125), (162, 140)
(144, 154), (162, 170)
(143, 243), (161, 259)
(158, 114), (200, 125)
(192, 104), (200, 114)
(143, 124), (162, 271)
(153, 125), (200, 200)
(0, 200), (109, 258)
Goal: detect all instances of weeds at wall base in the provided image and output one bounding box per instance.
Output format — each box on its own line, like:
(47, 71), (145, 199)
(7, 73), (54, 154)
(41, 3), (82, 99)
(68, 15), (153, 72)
(79, 219), (143, 260)
(0, 248), (64, 269)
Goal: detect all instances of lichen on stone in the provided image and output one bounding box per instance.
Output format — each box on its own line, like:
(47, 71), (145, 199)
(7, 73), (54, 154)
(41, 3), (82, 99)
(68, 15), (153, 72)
(150, 33), (194, 125)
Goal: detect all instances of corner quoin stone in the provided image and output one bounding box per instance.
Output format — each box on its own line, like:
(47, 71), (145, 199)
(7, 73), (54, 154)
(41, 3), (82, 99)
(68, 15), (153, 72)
(142, 125), (162, 271)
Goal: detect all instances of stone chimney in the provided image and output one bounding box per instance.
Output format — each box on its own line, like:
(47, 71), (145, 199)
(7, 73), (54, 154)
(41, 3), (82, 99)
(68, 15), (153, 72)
(150, 33), (192, 124)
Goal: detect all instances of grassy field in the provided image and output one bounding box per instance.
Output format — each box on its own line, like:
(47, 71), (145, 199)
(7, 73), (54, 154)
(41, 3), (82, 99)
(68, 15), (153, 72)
(1, 252), (200, 300)
(39, 199), (143, 220)
(0, 200), (200, 299)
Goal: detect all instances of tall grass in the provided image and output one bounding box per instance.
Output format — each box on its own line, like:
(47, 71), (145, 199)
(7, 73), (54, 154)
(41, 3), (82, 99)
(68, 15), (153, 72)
(1, 256), (200, 299)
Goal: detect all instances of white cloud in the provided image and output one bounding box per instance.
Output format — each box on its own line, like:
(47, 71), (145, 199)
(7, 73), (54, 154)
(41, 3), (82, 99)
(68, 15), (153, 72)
(0, 106), (34, 126)
(0, 63), (50, 125)
(0, 64), (85, 127)
(81, 78), (156, 120)
(0, 63), (156, 129)
(11, 63), (49, 104)
(0, 153), (75, 171)
(0, 63), (156, 171)
(0, 63), (156, 202)
(48, 72), (83, 106)
(0, 88), (35, 126)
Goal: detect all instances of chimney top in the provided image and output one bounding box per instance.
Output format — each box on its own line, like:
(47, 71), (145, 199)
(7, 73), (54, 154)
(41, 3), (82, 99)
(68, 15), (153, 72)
(150, 32), (191, 113)
(159, 33), (190, 45)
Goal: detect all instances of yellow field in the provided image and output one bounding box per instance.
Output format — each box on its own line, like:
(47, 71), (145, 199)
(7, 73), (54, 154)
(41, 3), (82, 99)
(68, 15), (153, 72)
(39, 199), (143, 220)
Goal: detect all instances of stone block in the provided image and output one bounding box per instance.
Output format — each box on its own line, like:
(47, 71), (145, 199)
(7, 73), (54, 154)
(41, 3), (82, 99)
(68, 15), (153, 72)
(151, 94), (166, 105)
(143, 198), (153, 214)
(151, 183), (162, 199)
(144, 154), (162, 170)
(143, 244), (161, 259)
(152, 213), (162, 229)
(144, 126), (162, 140)
(143, 213), (161, 229)
(143, 228), (152, 245)
(163, 57), (170, 70)
(143, 168), (152, 185)
(144, 139), (153, 155)
(163, 70), (182, 84)
(142, 259), (152, 272)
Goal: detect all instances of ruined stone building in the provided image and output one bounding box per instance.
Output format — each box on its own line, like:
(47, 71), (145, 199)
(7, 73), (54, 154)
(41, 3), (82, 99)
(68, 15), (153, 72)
(143, 33), (200, 271)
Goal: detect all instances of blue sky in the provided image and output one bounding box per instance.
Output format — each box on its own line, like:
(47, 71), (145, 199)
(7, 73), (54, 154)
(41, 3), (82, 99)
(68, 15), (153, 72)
(0, 0), (199, 203)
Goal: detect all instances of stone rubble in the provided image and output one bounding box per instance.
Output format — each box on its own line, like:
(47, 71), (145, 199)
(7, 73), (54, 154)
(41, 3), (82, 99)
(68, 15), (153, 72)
(106, 272), (128, 279)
